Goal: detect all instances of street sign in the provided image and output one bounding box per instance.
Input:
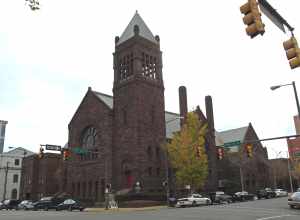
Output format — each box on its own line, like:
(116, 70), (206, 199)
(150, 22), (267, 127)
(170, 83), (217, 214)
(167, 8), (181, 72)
(73, 147), (88, 154)
(45, 144), (61, 151)
(224, 141), (241, 148)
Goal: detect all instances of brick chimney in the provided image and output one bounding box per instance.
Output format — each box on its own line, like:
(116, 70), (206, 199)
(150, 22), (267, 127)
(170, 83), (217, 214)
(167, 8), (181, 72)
(205, 95), (218, 191)
(179, 86), (188, 127)
(205, 96), (215, 136)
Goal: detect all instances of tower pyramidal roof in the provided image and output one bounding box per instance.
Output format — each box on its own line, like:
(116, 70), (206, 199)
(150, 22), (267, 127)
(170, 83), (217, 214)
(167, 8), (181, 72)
(117, 11), (157, 45)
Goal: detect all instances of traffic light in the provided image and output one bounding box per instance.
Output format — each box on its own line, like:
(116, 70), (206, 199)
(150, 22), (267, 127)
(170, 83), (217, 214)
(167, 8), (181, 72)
(245, 144), (253, 158)
(217, 147), (224, 160)
(283, 36), (300, 69)
(62, 149), (70, 161)
(240, 0), (265, 38)
(38, 147), (44, 159)
(195, 145), (201, 158)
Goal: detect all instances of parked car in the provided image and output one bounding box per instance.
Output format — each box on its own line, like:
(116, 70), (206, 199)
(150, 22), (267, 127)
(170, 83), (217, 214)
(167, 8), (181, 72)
(17, 200), (34, 210)
(56, 199), (84, 211)
(176, 194), (211, 207)
(257, 188), (276, 199)
(233, 191), (256, 201)
(168, 196), (177, 207)
(274, 189), (288, 197)
(0, 200), (21, 210)
(288, 192), (300, 209)
(33, 197), (65, 211)
(209, 191), (233, 204)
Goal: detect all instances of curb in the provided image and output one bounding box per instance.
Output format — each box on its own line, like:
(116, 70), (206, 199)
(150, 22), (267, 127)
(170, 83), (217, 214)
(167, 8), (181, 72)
(85, 206), (166, 212)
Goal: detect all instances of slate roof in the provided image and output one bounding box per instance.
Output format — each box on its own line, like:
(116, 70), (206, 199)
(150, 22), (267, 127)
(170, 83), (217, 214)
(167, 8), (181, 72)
(216, 126), (248, 144)
(93, 90), (250, 143)
(117, 11), (157, 45)
(93, 91), (113, 108)
(92, 91), (180, 139)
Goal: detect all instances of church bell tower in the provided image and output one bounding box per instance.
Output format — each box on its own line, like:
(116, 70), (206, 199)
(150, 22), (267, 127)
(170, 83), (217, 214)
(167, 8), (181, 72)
(112, 12), (166, 191)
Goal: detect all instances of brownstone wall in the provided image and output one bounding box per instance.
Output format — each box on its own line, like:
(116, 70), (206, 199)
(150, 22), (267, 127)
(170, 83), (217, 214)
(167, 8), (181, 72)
(112, 35), (166, 192)
(217, 124), (271, 194)
(20, 153), (61, 201)
(67, 89), (113, 202)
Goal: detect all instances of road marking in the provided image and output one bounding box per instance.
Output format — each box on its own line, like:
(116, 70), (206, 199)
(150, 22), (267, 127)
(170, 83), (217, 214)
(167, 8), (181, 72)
(256, 214), (294, 220)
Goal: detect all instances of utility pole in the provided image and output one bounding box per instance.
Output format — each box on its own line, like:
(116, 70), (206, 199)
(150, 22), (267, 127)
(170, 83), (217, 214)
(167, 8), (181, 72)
(240, 166), (244, 192)
(2, 161), (9, 200)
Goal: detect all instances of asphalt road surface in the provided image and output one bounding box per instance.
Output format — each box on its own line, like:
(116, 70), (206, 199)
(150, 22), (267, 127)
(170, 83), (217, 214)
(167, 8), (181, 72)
(0, 197), (299, 220)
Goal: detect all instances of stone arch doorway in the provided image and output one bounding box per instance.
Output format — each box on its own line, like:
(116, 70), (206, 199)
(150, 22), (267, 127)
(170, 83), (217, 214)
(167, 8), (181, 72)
(122, 160), (134, 188)
(124, 169), (133, 188)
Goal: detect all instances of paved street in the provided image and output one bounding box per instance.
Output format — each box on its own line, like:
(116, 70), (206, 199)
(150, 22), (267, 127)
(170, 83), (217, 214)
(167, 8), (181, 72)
(0, 197), (299, 220)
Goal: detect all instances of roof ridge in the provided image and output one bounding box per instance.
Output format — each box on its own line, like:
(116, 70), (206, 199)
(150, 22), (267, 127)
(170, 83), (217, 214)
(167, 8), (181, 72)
(218, 126), (248, 133)
(92, 91), (113, 98)
(164, 111), (180, 115)
(117, 12), (157, 45)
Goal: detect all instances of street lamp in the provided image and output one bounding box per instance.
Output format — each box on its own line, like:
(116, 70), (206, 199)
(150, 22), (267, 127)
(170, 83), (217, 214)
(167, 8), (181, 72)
(270, 81), (300, 118)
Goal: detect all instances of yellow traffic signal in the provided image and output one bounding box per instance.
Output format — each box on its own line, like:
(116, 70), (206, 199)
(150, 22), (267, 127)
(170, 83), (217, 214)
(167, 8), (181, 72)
(63, 149), (71, 161)
(283, 36), (300, 69)
(240, 0), (265, 38)
(195, 145), (201, 158)
(245, 144), (253, 158)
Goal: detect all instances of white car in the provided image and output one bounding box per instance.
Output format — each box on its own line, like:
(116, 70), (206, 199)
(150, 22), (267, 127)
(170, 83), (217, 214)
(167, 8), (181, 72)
(176, 194), (211, 207)
(274, 189), (288, 197)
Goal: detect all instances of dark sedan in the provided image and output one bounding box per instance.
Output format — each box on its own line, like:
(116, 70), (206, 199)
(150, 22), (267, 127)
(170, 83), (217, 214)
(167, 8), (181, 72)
(56, 199), (84, 211)
(0, 199), (21, 210)
(233, 191), (257, 202)
(33, 197), (65, 211)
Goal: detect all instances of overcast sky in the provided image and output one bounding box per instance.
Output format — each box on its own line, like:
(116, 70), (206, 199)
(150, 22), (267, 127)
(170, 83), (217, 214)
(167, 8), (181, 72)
(0, 0), (299, 158)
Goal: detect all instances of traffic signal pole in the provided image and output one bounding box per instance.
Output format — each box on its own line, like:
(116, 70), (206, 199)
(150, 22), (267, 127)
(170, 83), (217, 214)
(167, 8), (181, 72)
(217, 134), (300, 148)
(239, 166), (245, 192)
(292, 81), (300, 118)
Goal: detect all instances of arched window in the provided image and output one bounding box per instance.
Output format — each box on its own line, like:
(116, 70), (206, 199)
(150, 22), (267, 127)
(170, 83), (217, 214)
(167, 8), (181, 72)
(80, 127), (99, 160)
(11, 189), (18, 199)
(81, 127), (98, 149)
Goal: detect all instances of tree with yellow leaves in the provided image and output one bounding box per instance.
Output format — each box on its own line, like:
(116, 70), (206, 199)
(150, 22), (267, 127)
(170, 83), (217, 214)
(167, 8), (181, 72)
(164, 112), (208, 192)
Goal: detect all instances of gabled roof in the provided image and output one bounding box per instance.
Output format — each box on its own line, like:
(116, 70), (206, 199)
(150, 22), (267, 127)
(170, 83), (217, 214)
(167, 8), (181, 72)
(117, 11), (157, 45)
(93, 91), (113, 109)
(216, 126), (248, 145)
(92, 90), (181, 139)
(4, 147), (35, 156)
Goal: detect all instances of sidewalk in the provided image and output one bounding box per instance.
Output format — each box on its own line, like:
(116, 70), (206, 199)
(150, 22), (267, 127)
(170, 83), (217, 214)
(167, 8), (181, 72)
(85, 205), (167, 212)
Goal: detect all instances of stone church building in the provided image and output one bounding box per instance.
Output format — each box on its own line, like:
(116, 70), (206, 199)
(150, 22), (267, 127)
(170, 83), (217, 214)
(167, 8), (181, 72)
(66, 12), (184, 202)
(64, 12), (270, 203)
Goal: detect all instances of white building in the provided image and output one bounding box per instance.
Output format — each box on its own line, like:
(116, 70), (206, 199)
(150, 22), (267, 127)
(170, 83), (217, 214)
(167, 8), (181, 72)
(0, 147), (34, 201)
